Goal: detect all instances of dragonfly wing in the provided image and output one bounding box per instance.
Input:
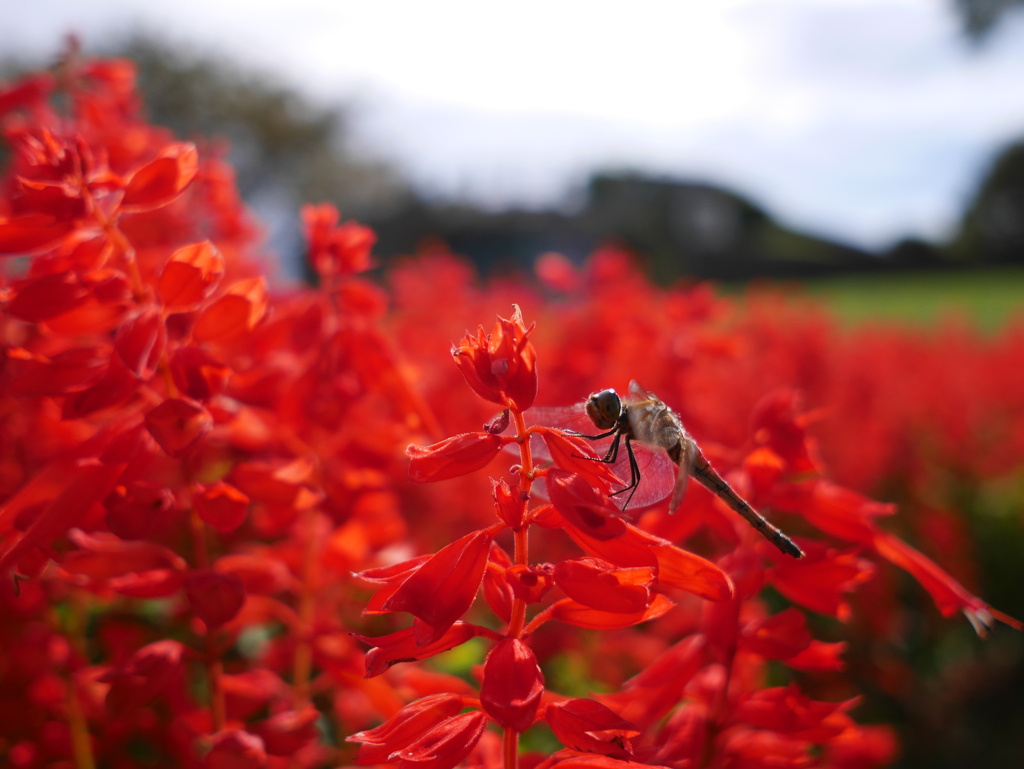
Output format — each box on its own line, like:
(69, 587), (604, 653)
(521, 404), (676, 514)
(610, 441), (676, 512)
(522, 404), (615, 462)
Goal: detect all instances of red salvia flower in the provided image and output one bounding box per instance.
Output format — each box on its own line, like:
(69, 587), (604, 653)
(546, 698), (641, 758)
(185, 569), (246, 630)
(203, 729), (267, 769)
(145, 398), (213, 457)
(193, 481), (250, 533)
(157, 241), (226, 310)
(355, 622), (489, 678)
(382, 528), (494, 643)
(480, 638), (545, 731)
(388, 711), (488, 769)
(407, 432), (509, 482)
(120, 142), (199, 212)
(451, 305), (538, 410)
(347, 693), (466, 764)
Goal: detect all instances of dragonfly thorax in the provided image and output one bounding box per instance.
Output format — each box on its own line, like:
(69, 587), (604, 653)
(585, 389), (623, 430)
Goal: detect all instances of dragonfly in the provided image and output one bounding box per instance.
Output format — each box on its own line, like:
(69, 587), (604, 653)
(526, 381), (803, 558)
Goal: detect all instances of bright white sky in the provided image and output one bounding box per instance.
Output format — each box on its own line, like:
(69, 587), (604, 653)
(4, 0), (1024, 249)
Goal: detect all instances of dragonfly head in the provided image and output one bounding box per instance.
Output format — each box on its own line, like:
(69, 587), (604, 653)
(586, 389), (622, 430)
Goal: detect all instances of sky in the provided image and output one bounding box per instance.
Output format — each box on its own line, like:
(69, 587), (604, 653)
(3, 0), (1024, 250)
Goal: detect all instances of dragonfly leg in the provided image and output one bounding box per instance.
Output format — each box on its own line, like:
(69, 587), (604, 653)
(569, 431), (622, 465)
(608, 435), (641, 511)
(565, 429), (618, 441)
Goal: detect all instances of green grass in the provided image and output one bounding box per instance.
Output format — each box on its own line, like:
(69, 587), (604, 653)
(770, 267), (1024, 333)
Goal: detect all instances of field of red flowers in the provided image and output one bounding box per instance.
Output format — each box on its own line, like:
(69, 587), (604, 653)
(1, 54), (1023, 769)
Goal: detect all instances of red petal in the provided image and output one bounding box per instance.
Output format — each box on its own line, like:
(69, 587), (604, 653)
(3, 346), (107, 396)
(382, 529), (493, 643)
(222, 670), (287, 720)
(390, 711), (487, 769)
(170, 346), (231, 401)
(185, 569), (246, 629)
(482, 545), (514, 622)
(215, 554), (291, 596)
(480, 638), (545, 731)
(547, 471), (627, 541)
(601, 636), (705, 730)
(203, 729), (267, 769)
(254, 707), (319, 756)
(59, 529), (186, 590)
(0, 214), (77, 256)
(768, 544), (873, 620)
(157, 241), (225, 309)
(785, 641), (847, 672)
(553, 558), (653, 614)
(101, 640), (186, 712)
(120, 142), (198, 212)
(491, 477), (524, 528)
(8, 271), (88, 321)
(354, 622), (487, 678)
(549, 593), (674, 630)
(505, 563), (555, 604)
(541, 430), (623, 493)
(144, 398), (213, 457)
(562, 520), (734, 601)
(407, 433), (506, 483)
(546, 699), (641, 758)
(194, 481), (250, 533)
(62, 356), (139, 419)
(741, 607), (812, 659)
(193, 277), (268, 342)
(0, 459), (126, 576)
(873, 531), (1022, 632)
(347, 693), (465, 765)
(114, 307), (166, 379)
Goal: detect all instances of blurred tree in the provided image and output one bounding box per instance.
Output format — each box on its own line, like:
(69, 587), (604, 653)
(950, 141), (1024, 262)
(115, 38), (411, 221)
(954, 0), (1024, 38)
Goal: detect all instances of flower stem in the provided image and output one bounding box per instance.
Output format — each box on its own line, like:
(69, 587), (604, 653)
(503, 726), (519, 769)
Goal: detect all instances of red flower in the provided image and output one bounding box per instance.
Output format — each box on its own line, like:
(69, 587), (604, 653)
(120, 142), (199, 213)
(254, 707), (320, 756)
(491, 477), (524, 529)
(101, 640), (187, 712)
(389, 711), (488, 769)
(407, 433), (509, 483)
(145, 398), (213, 457)
(480, 638), (545, 731)
(185, 569), (246, 630)
(170, 347), (232, 401)
(382, 529), (494, 643)
(553, 557), (654, 614)
(193, 481), (250, 533)
(451, 305), (537, 410)
(203, 729), (267, 769)
(157, 241), (226, 310)
(540, 429), (623, 493)
(193, 277), (268, 342)
(302, 203), (376, 277)
(355, 622), (488, 678)
(347, 693), (466, 764)
(546, 698), (641, 758)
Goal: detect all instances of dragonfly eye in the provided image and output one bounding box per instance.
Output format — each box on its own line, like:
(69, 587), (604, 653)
(586, 389), (621, 429)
